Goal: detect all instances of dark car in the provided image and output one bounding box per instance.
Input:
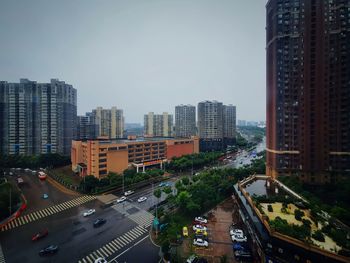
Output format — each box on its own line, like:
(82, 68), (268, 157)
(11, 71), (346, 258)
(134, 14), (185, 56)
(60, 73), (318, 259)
(232, 242), (249, 251)
(32, 229), (48, 241)
(195, 234), (208, 242)
(93, 218), (106, 228)
(234, 250), (253, 261)
(39, 245), (58, 256)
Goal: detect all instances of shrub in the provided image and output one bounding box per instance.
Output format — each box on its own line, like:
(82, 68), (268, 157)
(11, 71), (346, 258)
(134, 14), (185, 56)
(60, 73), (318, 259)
(295, 209), (305, 221)
(312, 230), (325, 242)
(268, 204), (273, 212)
(302, 219), (312, 229)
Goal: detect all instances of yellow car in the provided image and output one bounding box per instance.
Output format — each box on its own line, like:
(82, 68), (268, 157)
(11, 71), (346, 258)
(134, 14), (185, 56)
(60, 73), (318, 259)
(183, 226), (188, 237)
(195, 229), (208, 236)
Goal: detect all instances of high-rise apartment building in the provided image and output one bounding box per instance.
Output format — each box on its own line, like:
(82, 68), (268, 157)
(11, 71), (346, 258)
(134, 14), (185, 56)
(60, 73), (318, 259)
(0, 79), (77, 155)
(76, 113), (98, 140)
(91, 107), (124, 139)
(144, 112), (173, 137)
(198, 100), (237, 151)
(223, 104), (236, 146)
(198, 101), (224, 151)
(266, 0), (350, 183)
(175, 105), (196, 137)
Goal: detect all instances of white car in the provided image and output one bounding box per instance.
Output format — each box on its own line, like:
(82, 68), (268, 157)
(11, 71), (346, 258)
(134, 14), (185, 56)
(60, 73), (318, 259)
(124, 190), (134, 196)
(137, 196), (147, 203)
(116, 196), (127, 203)
(94, 258), (107, 263)
(231, 234), (247, 242)
(83, 209), (96, 217)
(193, 238), (208, 247)
(193, 225), (207, 232)
(195, 216), (208, 224)
(230, 229), (243, 236)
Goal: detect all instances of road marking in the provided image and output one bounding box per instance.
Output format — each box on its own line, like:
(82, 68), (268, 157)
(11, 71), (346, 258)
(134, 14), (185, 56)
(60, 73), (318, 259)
(108, 235), (149, 262)
(78, 225), (148, 262)
(1, 195), (97, 232)
(0, 243), (5, 263)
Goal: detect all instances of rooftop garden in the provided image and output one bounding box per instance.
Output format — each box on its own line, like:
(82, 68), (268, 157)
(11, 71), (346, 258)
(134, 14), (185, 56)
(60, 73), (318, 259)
(248, 179), (350, 257)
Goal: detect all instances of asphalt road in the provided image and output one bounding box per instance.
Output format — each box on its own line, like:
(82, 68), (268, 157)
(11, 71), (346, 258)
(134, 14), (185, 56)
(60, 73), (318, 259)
(222, 138), (266, 169)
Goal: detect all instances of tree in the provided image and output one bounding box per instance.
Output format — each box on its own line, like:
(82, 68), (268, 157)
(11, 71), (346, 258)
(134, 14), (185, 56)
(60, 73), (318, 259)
(176, 191), (191, 210)
(294, 209), (305, 221)
(163, 186), (172, 195)
(181, 177), (190, 186)
(0, 182), (21, 220)
(80, 175), (99, 193)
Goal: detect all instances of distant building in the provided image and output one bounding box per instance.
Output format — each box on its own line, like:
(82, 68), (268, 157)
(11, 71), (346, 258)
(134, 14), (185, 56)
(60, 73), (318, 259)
(0, 79), (77, 155)
(237, 120), (246, 126)
(198, 101), (224, 151)
(246, 121), (258, 127)
(266, 0), (350, 183)
(91, 107), (124, 139)
(72, 136), (199, 178)
(76, 114), (98, 140)
(175, 105), (196, 137)
(223, 105), (236, 146)
(144, 112), (173, 137)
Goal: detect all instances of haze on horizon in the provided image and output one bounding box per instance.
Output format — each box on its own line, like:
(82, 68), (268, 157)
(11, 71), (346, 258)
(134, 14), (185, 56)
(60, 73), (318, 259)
(0, 0), (266, 123)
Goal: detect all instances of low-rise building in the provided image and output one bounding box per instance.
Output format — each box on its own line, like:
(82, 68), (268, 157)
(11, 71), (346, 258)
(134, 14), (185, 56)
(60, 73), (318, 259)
(71, 136), (199, 178)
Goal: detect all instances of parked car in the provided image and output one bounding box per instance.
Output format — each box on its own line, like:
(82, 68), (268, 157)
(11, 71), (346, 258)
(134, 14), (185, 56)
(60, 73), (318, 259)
(39, 245), (58, 256)
(183, 226), (188, 237)
(116, 196), (127, 203)
(186, 255), (198, 263)
(234, 250), (253, 261)
(195, 229), (208, 236)
(124, 190), (134, 196)
(94, 257), (107, 263)
(193, 238), (208, 247)
(137, 196), (147, 203)
(195, 234), (208, 241)
(193, 225), (207, 232)
(93, 218), (106, 228)
(83, 209), (96, 217)
(230, 229), (244, 236)
(231, 234), (247, 242)
(32, 229), (48, 241)
(232, 242), (249, 251)
(194, 217), (208, 224)
(192, 220), (207, 226)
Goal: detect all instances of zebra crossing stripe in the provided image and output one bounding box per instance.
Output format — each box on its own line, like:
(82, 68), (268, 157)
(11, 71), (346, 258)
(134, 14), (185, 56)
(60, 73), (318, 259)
(102, 245), (113, 255)
(86, 255), (94, 263)
(0, 243), (6, 263)
(111, 240), (121, 250)
(99, 248), (109, 257)
(96, 250), (105, 258)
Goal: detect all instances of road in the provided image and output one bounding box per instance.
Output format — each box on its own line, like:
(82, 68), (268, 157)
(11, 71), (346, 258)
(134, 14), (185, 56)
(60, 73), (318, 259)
(0, 172), (160, 263)
(222, 137), (266, 169)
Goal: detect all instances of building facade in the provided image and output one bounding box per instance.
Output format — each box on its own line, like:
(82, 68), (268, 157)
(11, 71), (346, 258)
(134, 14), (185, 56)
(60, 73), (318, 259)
(175, 104), (196, 137)
(76, 114), (98, 140)
(266, 0), (350, 183)
(144, 112), (173, 137)
(0, 79), (77, 155)
(198, 101), (236, 151)
(223, 104), (237, 146)
(91, 107), (124, 139)
(71, 136), (199, 178)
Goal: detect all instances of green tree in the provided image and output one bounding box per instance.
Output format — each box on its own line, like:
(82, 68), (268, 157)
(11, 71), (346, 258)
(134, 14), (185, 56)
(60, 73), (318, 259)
(163, 186), (172, 195)
(181, 177), (190, 186)
(80, 175), (99, 193)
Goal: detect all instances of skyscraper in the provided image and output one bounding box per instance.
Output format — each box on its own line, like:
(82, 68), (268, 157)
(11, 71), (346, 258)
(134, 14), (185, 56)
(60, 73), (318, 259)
(91, 107), (124, 139)
(266, 0), (350, 184)
(76, 113), (98, 140)
(144, 112), (173, 137)
(198, 101), (224, 151)
(223, 104), (236, 146)
(0, 79), (77, 155)
(175, 105), (196, 137)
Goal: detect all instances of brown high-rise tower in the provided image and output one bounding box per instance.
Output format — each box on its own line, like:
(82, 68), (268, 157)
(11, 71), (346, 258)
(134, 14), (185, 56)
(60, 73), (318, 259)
(266, 0), (350, 184)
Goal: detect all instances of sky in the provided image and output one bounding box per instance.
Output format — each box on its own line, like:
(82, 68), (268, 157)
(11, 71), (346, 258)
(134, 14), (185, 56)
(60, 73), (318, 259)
(0, 0), (267, 123)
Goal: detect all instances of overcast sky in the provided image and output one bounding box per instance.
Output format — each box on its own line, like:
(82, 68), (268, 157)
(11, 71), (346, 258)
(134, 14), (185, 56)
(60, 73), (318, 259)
(0, 0), (266, 123)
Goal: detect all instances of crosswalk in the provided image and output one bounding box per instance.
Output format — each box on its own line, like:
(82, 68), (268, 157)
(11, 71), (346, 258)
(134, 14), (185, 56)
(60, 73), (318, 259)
(1, 195), (97, 232)
(0, 243), (5, 263)
(78, 225), (148, 263)
(129, 210), (154, 228)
